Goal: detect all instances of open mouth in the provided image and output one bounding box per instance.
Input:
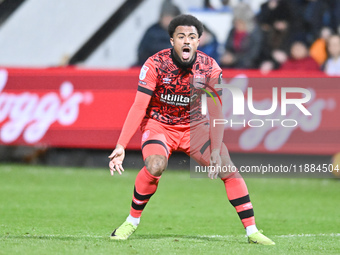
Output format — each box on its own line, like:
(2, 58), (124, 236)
(182, 47), (191, 60)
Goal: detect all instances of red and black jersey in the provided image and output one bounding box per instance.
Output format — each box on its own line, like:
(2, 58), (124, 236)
(138, 48), (222, 125)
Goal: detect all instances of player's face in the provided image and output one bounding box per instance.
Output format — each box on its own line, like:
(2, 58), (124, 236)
(170, 25), (200, 64)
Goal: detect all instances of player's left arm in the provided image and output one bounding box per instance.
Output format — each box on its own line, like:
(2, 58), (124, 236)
(206, 61), (224, 178)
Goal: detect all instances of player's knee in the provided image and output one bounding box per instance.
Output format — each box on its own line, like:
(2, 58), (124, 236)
(145, 155), (168, 176)
(219, 156), (236, 178)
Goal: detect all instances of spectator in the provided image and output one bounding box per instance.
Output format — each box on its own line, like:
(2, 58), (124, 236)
(198, 24), (220, 61)
(280, 41), (319, 71)
(257, 0), (296, 33)
(324, 34), (340, 76)
(291, 0), (340, 42)
(325, 0), (340, 34)
(257, 0), (298, 73)
(309, 27), (333, 66)
(135, 0), (181, 66)
(300, 0), (328, 43)
(220, 2), (262, 69)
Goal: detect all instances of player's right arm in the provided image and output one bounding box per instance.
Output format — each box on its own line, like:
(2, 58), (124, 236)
(109, 58), (157, 175)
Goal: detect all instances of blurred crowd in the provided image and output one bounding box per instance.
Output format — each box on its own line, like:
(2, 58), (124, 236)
(136, 0), (340, 76)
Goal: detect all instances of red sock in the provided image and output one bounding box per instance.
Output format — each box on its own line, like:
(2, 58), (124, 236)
(130, 166), (161, 218)
(222, 172), (255, 228)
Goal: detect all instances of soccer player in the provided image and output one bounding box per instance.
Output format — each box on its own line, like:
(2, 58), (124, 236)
(108, 14), (275, 245)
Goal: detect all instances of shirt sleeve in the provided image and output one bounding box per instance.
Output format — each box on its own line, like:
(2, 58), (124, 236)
(117, 57), (157, 148)
(205, 59), (223, 98)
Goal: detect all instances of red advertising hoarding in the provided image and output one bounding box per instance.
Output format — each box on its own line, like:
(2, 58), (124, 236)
(0, 67), (339, 155)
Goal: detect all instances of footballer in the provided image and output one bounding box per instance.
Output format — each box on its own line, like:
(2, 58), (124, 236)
(108, 14), (275, 245)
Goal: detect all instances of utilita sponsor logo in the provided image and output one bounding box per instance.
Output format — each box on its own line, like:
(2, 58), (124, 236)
(219, 75), (335, 151)
(160, 93), (190, 106)
(0, 69), (93, 144)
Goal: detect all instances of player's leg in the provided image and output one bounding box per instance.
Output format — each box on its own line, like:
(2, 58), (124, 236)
(110, 154), (167, 240)
(185, 123), (257, 229)
(128, 125), (171, 220)
(205, 148), (274, 245)
(129, 154), (168, 220)
(218, 155), (256, 233)
(111, 123), (171, 240)
(187, 124), (275, 245)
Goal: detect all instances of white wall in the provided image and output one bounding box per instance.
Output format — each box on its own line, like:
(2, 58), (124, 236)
(172, 0), (202, 11)
(243, 0), (267, 13)
(0, 0), (124, 67)
(84, 0), (164, 69)
(0, 0), (267, 68)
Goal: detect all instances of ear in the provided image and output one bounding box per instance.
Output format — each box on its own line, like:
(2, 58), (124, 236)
(170, 38), (174, 47)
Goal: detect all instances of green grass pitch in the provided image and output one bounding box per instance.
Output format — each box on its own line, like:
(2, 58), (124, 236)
(0, 164), (339, 254)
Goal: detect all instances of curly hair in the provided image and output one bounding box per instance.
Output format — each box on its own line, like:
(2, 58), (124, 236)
(168, 14), (203, 38)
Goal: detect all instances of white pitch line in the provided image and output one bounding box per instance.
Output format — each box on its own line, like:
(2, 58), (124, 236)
(22, 234), (104, 239)
(199, 233), (340, 238)
(275, 233), (340, 238)
(20, 233), (340, 239)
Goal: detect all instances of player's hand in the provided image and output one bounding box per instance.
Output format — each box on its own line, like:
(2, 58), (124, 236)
(108, 144), (125, 176)
(209, 149), (221, 179)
